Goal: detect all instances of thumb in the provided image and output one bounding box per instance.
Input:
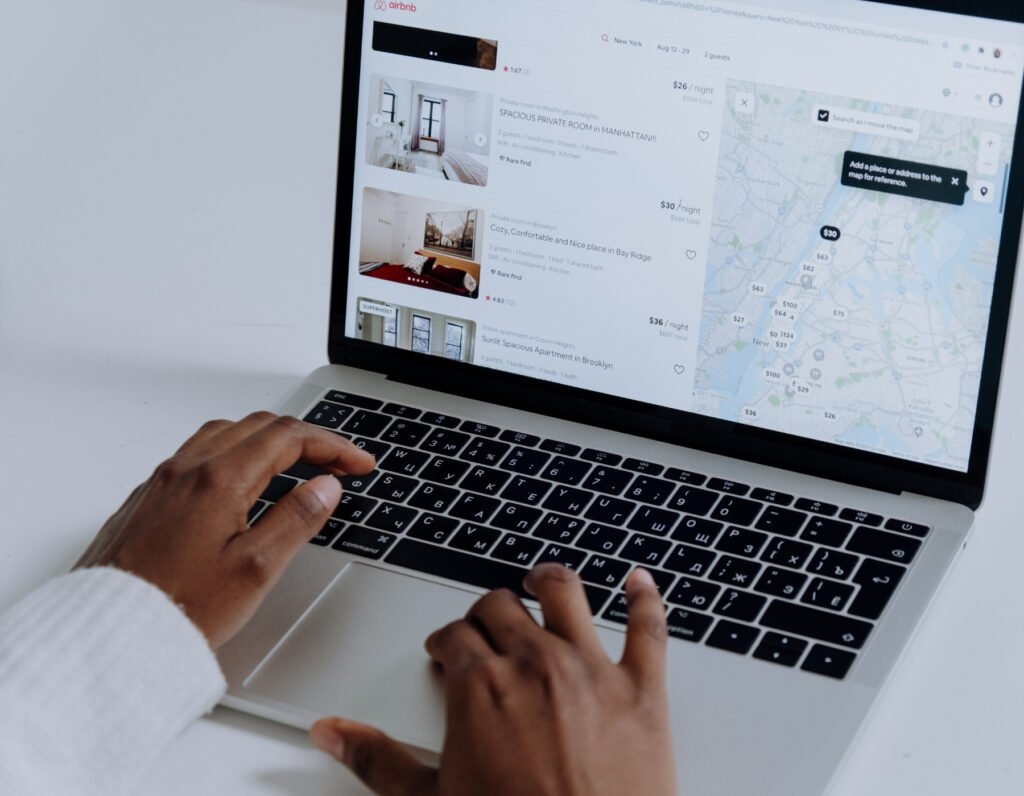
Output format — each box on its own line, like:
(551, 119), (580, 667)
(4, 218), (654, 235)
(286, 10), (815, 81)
(310, 717), (438, 796)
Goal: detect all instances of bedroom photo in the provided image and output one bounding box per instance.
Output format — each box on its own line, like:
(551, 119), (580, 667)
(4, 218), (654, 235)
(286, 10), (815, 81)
(356, 297), (476, 363)
(358, 188), (483, 300)
(365, 74), (492, 186)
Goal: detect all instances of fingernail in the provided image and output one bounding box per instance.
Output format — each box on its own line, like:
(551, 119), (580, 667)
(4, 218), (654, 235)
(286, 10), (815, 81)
(631, 568), (655, 588)
(309, 720), (345, 759)
(309, 475), (342, 510)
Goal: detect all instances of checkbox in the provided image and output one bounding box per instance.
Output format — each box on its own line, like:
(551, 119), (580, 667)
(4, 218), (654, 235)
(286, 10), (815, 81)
(818, 109), (830, 123)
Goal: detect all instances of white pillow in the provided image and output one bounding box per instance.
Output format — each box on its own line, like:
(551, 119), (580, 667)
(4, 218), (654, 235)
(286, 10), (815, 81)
(404, 253), (428, 274)
(463, 272), (478, 293)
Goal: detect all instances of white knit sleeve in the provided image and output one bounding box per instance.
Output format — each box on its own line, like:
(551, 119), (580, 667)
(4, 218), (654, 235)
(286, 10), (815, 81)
(0, 567), (226, 795)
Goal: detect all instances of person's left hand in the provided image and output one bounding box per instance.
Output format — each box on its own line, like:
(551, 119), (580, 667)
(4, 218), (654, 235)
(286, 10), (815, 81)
(75, 412), (376, 648)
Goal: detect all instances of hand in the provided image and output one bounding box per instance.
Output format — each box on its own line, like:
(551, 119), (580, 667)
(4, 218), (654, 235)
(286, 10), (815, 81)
(310, 565), (676, 796)
(75, 412), (375, 648)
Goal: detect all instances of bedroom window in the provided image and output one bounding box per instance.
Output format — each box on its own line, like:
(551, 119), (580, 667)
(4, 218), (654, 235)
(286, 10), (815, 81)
(381, 90), (396, 123)
(383, 311), (398, 347)
(411, 314), (431, 353)
(421, 97), (443, 139)
(443, 322), (465, 361)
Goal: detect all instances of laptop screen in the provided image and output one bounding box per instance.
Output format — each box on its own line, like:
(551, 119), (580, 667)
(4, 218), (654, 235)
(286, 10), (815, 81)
(341, 0), (1024, 476)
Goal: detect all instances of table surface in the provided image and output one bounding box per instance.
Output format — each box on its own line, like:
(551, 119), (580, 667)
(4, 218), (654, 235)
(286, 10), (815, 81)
(2, 2), (1022, 794)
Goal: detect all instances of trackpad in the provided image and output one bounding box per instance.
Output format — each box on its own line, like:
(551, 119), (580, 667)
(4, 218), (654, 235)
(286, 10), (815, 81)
(243, 563), (479, 751)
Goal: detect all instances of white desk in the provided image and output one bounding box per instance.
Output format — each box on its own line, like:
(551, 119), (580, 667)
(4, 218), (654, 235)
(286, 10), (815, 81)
(1, 1), (1022, 793)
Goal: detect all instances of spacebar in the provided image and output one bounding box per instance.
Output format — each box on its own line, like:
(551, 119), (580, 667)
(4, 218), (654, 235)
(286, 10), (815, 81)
(385, 540), (611, 615)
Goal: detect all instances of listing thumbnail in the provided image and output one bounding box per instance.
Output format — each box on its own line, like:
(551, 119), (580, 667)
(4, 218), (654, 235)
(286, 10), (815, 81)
(366, 74), (492, 186)
(359, 188), (483, 299)
(356, 297), (476, 363)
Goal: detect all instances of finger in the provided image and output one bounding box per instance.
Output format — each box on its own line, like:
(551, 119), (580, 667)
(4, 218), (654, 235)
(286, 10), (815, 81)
(310, 717), (437, 796)
(619, 568), (668, 685)
(461, 587), (545, 655)
(424, 616), (497, 674)
(212, 416), (375, 503)
(523, 564), (605, 657)
(238, 475), (341, 573)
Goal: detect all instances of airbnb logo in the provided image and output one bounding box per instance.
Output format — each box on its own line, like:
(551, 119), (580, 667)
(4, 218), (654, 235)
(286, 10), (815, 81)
(374, 0), (418, 10)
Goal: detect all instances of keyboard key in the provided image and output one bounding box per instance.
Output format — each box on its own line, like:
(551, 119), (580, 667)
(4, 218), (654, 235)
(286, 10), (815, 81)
(540, 439), (581, 456)
(761, 601), (873, 649)
(541, 456), (591, 486)
(500, 429), (540, 446)
(884, 518), (929, 538)
(801, 517), (853, 547)
(706, 620), (759, 654)
(420, 455), (472, 486)
(761, 537), (814, 569)
(713, 589), (767, 622)
(379, 447), (430, 476)
(846, 527), (921, 565)
(351, 437), (391, 460)
(491, 502), (543, 534)
(754, 507), (807, 537)
(310, 517), (344, 546)
(577, 523), (629, 555)
(753, 633), (807, 667)
(365, 503), (418, 534)
(794, 498), (838, 516)
(382, 402), (421, 419)
(625, 476), (675, 506)
(500, 447), (550, 476)
(460, 438), (511, 466)
(666, 577), (720, 610)
(581, 448), (622, 466)
(283, 461), (329, 481)
(450, 524), (501, 555)
(801, 644), (856, 679)
(340, 471), (377, 494)
(801, 578), (855, 612)
(664, 467), (707, 485)
(710, 496), (762, 526)
(536, 544), (588, 571)
(709, 555), (761, 588)
(849, 558), (905, 620)
(716, 527), (769, 558)
(642, 568), (677, 596)
(381, 420), (431, 448)
(627, 506), (680, 537)
(750, 488), (794, 506)
(663, 544), (717, 577)
(324, 391), (384, 410)
(672, 516), (724, 547)
(450, 493), (501, 523)
(303, 401), (353, 429)
(623, 458), (664, 475)
(585, 495), (637, 525)
(386, 539), (536, 600)
(420, 429), (471, 456)
(807, 548), (859, 580)
(533, 513), (586, 544)
(408, 483), (459, 514)
(754, 567), (807, 600)
(491, 533), (543, 566)
(421, 411), (462, 428)
(620, 534), (673, 567)
(582, 466), (634, 496)
(261, 475), (299, 502)
(579, 555), (631, 588)
(666, 608), (714, 643)
(332, 493), (377, 523)
(461, 465), (512, 496)
(331, 526), (397, 559)
(707, 478), (750, 495)
(367, 473), (417, 503)
(407, 513), (459, 544)
(543, 485), (593, 515)
(342, 410), (392, 438)
(501, 475), (552, 506)
(460, 420), (500, 438)
(839, 508), (883, 527)
(666, 486), (718, 516)
(602, 594), (631, 625)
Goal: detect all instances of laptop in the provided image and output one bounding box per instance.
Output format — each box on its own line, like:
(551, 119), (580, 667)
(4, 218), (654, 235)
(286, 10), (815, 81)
(217, 1), (1024, 793)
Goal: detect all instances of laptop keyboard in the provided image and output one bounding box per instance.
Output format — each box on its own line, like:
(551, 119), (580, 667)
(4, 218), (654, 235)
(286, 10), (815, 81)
(249, 390), (930, 681)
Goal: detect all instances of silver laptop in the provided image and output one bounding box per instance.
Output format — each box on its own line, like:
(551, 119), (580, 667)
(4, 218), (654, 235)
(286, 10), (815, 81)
(218, 1), (1024, 793)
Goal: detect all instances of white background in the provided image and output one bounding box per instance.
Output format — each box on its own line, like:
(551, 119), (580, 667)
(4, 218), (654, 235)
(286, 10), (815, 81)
(1, 1), (1023, 794)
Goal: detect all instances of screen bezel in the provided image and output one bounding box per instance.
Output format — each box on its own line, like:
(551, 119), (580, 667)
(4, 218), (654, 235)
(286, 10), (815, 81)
(328, 0), (1024, 510)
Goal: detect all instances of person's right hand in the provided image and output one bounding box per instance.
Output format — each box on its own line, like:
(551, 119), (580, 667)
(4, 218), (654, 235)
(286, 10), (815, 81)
(311, 565), (676, 796)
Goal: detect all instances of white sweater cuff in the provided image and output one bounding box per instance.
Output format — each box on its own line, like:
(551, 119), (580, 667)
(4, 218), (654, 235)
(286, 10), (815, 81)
(0, 567), (226, 795)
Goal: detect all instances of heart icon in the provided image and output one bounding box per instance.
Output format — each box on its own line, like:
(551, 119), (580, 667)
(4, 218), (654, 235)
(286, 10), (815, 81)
(674, 365), (686, 375)
(686, 250), (697, 260)
(698, 130), (710, 141)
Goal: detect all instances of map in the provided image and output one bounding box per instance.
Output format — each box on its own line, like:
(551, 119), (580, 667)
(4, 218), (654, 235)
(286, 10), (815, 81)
(693, 80), (1014, 472)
